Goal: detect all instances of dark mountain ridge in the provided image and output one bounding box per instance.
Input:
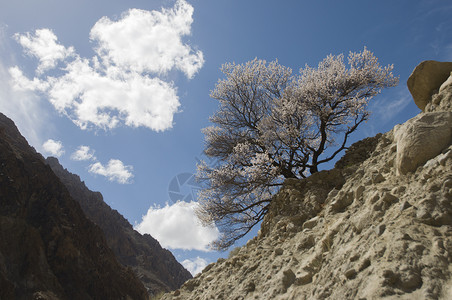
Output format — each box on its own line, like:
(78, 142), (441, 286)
(0, 112), (148, 299)
(46, 157), (192, 295)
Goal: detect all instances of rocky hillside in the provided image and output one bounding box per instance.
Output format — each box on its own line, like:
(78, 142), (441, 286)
(46, 157), (192, 295)
(0, 113), (148, 299)
(162, 62), (452, 300)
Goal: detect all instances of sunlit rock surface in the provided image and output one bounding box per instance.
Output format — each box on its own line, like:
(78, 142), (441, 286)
(407, 60), (452, 111)
(162, 62), (452, 300)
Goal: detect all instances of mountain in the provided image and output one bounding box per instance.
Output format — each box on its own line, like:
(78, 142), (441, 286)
(161, 62), (452, 300)
(0, 113), (148, 300)
(46, 157), (192, 295)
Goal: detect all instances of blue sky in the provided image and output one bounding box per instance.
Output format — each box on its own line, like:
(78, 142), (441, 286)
(0, 0), (451, 275)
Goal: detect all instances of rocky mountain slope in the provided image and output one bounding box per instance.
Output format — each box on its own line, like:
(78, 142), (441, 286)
(162, 62), (452, 300)
(46, 157), (192, 295)
(0, 113), (148, 300)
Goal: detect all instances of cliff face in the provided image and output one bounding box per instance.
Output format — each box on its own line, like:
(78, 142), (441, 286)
(46, 157), (192, 295)
(0, 113), (148, 300)
(162, 62), (452, 300)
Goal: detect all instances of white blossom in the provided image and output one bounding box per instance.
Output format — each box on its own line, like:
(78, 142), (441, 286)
(197, 48), (398, 250)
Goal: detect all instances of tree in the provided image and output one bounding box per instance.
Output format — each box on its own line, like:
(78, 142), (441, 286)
(196, 48), (398, 250)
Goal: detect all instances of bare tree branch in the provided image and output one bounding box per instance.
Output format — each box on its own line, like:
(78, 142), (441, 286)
(197, 49), (398, 250)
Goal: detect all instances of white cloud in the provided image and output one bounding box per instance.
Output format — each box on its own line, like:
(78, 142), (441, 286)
(14, 28), (74, 74)
(9, 66), (49, 91)
(70, 146), (133, 185)
(0, 63), (48, 149)
(89, 159), (134, 184)
(181, 257), (209, 276)
(42, 139), (64, 157)
(71, 145), (96, 161)
(90, 3), (203, 78)
(40, 57), (180, 131)
(10, 0), (203, 132)
(135, 201), (219, 251)
(0, 27), (50, 150)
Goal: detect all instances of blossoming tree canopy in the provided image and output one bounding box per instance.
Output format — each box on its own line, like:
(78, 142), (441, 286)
(196, 48), (399, 250)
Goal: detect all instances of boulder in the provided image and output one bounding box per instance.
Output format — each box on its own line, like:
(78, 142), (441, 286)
(394, 112), (452, 175)
(407, 61), (452, 111)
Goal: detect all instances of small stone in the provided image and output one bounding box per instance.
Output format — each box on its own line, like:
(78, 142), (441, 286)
(203, 263), (215, 273)
(391, 186), (406, 195)
(245, 281), (255, 293)
(344, 268), (357, 279)
(382, 269), (394, 278)
(217, 258), (226, 264)
(401, 233), (413, 240)
(354, 185), (365, 201)
(416, 208), (432, 221)
(173, 289), (181, 296)
(369, 192), (380, 204)
(439, 150), (452, 166)
(373, 202), (383, 211)
(358, 258), (371, 271)
(372, 172), (385, 184)
(375, 224), (386, 235)
(409, 243), (425, 255)
(328, 188), (339, 198)
(303, 216), (319, 230)
(282, 269), (296, 290)
(443, 178), (452, 190)
(381, 192), (398, 204)
(184, 279), (199, 291)
(295, 271), (312, 285)
(434, 238), (445, 250)
(275, 248), (284, 256)
(330, 191), (353, 213)
(286, 222), (296, 232)
(400, 201), (412, 211)
(382, 269), (400, 286)
(349, 254), (360, 262)
(297, 235), (315, 250)
(398, 265), (422, 291)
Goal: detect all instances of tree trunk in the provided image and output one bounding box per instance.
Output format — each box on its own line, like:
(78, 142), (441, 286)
(309, 165), (318, 174)
(281, 167), (297, 179)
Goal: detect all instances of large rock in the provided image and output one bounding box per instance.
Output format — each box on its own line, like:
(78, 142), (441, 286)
(407, 60), (452, 111)
(394, 112), (452, 175)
